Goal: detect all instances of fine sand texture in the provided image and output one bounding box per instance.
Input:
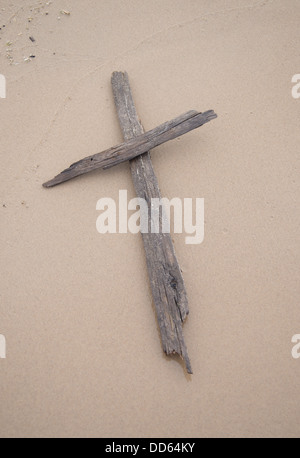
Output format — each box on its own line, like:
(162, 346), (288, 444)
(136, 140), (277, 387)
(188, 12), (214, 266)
(0, 0), (300, 438)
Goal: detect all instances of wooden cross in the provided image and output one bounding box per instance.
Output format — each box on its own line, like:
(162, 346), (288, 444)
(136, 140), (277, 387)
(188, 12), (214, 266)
(43, 72), (217, 374)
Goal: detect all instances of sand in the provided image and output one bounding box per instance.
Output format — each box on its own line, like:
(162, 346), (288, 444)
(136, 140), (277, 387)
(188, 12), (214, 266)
(0, 0), (299, 438)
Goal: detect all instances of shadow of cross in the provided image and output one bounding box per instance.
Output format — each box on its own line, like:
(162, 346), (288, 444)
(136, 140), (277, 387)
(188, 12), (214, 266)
(43, 72), (217, 374)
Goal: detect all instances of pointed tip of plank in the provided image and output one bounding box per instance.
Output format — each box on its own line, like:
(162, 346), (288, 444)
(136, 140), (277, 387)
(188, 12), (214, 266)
(174, 351), (193, 374)
(183, 351), (193, 375)
(42, 172), (70, 188)
(166, 344), (193, 375)
(186, 366), (193, 375)
(42, 176), (61, 188)
(165, 349), (193, 374)
(42, 180), (53, 188)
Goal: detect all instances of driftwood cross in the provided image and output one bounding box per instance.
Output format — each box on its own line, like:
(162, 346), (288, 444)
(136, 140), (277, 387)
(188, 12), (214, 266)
(43, 72), (217, 374)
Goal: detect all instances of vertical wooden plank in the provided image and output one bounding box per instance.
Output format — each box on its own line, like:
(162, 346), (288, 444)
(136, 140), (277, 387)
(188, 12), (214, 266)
(111, 71), (192, 374)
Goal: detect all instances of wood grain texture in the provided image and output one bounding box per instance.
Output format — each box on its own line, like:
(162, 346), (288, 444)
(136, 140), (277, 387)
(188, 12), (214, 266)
(111, 71), (192, 373)
(43, 109), (217, 188)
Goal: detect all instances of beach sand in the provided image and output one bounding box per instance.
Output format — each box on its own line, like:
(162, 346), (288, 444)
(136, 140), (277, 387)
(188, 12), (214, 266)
(0, 0), (299, 438)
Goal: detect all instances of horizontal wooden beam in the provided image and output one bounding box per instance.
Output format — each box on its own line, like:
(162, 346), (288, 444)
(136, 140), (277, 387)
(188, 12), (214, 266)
(43, 109), (217, 188)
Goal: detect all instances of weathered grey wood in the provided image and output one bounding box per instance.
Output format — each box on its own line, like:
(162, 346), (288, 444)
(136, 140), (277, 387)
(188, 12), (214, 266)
(43, 109), (217, 188)
(111, 71), (192, 373)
